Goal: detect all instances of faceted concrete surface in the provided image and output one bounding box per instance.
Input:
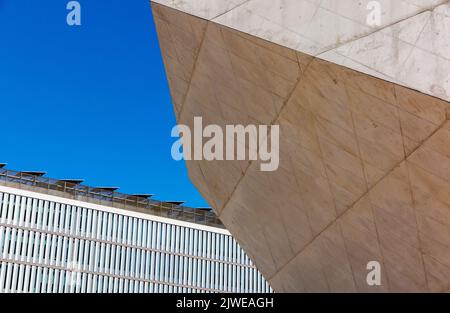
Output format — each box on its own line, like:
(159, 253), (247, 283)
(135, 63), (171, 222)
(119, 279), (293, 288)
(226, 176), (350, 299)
(152, 3), (450, 292)
(151, 0), (450, 103)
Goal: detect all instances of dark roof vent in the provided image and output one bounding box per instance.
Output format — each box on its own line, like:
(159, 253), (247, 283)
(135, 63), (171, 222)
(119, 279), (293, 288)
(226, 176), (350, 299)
(166, 201), (186, 206)
(92, 186), (119, 192)
(20, 171), (47, 177)
(58, 179), (84, 184)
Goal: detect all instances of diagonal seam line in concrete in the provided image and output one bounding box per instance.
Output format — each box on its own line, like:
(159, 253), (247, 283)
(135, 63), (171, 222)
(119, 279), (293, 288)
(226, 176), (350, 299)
(266, 114), (450, 282)
(314, 0), (450, 57)
(211, 0), (450, 219)
(217, 56), (315, 216)
(210, 0), (253, 21)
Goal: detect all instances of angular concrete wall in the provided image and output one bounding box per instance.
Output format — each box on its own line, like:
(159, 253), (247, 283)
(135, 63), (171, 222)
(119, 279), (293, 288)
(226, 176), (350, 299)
(151, 2), (450, 292)
(152, 0), (450, 102)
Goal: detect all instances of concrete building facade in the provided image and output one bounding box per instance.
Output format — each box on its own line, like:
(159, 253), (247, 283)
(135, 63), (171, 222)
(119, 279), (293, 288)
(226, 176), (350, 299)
(151, 1), (450, 292)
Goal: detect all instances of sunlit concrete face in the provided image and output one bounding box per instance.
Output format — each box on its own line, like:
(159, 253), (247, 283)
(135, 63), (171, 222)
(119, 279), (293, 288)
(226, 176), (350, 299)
(152, 0), (450, 102)
(151, 2), (450, 292)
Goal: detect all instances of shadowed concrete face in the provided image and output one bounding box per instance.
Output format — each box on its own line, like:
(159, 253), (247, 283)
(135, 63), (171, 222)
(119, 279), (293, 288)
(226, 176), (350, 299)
(152, 2), (450, 292)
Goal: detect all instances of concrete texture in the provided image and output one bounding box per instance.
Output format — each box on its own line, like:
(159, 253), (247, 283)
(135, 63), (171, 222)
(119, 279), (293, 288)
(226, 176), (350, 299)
(151, 2), (450, 292)
(152, 0), (450, 102)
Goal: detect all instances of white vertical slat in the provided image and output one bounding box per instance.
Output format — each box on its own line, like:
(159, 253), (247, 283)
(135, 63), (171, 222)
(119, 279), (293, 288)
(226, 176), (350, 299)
(23, 265), (31, 293)
(4, 262), (13, 292)
(93, 210), (101, 275)
(111, 214), (118, 276)
(123, 216), (130, 277)
(118, 277), (123, 293)
(10, 263), (19, 292)
(0, 192), (6, 224)
(49, 205), (58, 268)
(0, 261), (7, 293)
(17, 196), (26, 227)
(16, 263), (25, 293)
(52, 268), (59, 293)
(0, 194), (6, 261)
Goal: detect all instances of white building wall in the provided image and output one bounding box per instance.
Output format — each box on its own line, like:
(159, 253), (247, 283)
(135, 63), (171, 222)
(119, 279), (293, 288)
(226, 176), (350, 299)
(0, 187), (272, 293)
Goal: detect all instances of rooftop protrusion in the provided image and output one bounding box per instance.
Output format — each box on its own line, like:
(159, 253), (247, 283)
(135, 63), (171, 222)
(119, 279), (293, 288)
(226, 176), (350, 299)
(58, 179), (84, 184)
(19, 171), (47, 177)
(92, 187), (119, 192)
(197, 207), (213, 211)
(131, 194), (154, 199)
(166, 201), (186, 206)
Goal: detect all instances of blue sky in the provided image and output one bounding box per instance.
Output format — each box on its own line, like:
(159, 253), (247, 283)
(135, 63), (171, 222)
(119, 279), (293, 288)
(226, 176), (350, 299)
(0, 0), (208, 207)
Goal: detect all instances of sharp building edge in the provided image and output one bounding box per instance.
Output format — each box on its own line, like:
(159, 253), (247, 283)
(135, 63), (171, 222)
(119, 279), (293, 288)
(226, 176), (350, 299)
(151, 1), (450, 292)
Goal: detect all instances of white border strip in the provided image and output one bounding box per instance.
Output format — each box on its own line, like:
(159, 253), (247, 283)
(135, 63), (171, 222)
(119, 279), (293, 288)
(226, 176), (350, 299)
(0, 184), (230, 235)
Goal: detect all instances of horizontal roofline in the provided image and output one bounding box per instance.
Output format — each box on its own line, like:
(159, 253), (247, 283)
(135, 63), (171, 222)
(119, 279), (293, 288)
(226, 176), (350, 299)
(0, 166), (223, 229)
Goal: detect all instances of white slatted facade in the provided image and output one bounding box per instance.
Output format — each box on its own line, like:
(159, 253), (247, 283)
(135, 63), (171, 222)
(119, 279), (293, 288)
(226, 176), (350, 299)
(0, 190), (272, 293)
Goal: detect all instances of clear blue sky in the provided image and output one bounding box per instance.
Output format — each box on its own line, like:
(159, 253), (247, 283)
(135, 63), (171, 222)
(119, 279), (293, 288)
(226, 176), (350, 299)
(0, 0), (208, 207)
